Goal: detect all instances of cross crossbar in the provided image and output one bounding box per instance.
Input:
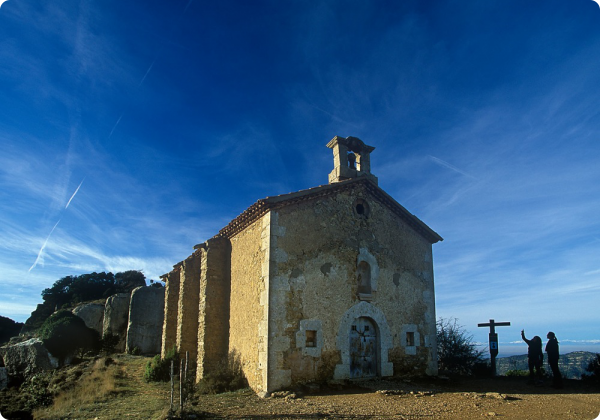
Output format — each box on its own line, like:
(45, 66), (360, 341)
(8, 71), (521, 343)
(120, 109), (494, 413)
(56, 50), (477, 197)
(478, 319), (511, 334)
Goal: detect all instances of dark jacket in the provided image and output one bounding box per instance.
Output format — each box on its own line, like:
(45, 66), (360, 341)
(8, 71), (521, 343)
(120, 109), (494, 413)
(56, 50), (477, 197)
(522, 334), (543, 362)
(545, 337), (559, 361)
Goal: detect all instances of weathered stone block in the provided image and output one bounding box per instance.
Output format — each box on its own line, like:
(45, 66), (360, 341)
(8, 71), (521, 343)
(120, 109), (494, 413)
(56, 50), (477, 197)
(72, 302), (104, 335)
(103, 293), (130, 352)
(0, 338), (56, 382)
(126, 286), (165, 355)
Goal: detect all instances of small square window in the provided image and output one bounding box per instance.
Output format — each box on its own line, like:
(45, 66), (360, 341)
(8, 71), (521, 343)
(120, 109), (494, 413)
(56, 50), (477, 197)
(305, 330), (317, 348)
(351, 325), (357, 331)
(406, 332), (415, 347)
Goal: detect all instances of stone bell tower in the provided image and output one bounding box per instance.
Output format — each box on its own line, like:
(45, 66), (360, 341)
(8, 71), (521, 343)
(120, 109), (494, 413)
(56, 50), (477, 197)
(326, 136), (378, 185)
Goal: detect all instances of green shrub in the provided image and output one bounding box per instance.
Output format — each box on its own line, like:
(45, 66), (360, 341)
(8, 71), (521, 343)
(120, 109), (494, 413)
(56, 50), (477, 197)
(472, 361), (492, 377)
(505, 369), (530, 377)
(99, 333), (120, 354)
(128, 346), (141, 356)
(197, 350), (247, 394)
(582, 353), (600, 382)
(144, 346), (179, 382)
(20, 372), (53, 410)
(436, 317), (485, 376)
(38, 310), (100, 365)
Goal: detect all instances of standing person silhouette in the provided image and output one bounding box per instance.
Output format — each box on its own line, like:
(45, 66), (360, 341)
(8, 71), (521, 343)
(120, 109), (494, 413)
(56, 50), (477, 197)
(545, 331), (563, 388)
(521, 330), (544, 384)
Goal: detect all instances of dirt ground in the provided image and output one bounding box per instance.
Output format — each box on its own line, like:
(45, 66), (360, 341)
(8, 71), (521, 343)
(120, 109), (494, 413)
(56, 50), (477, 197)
(191, 376), (600, 420)
(2, 355), (599, 420)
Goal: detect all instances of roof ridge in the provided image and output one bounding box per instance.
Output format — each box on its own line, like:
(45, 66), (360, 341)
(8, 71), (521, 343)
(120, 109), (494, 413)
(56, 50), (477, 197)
(213, 178), (442, 244)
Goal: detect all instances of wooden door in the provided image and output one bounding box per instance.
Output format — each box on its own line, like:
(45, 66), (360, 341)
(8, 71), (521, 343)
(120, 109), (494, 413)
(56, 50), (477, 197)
(349, 317), (377, 378)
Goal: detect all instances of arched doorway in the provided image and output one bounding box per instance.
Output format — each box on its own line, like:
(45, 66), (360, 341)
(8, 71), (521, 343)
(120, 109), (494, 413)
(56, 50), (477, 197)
(349, 317), (378, 378)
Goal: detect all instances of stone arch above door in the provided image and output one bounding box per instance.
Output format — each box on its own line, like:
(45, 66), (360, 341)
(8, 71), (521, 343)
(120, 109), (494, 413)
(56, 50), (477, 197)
(334, 301), (394, 379)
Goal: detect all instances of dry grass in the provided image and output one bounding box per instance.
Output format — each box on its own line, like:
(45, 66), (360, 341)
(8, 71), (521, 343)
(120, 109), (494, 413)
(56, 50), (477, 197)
(50, 361), (119, 407)
(31, 356), (162, 420)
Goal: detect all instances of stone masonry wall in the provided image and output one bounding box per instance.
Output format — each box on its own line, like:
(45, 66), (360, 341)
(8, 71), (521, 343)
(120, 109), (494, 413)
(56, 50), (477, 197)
(161, 266), (181, 358)
(176, 251), (202, 361)
(196, 237), (231, 382)
(265, 211), (292, 391)
(228, 216), (268, 393)
(273, 182), (437, 386)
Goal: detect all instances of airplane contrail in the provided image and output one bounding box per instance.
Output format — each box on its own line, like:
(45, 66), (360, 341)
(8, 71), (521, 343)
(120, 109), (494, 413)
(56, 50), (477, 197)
(30, 177), (85, 271)
(184, 0), (194, 13)
(65, 178), (85, 209)
(29, 219), (61, 272)
(139, 58), (157, 86)
(108, 113), (124, 139)
(428, 155), (477, 179)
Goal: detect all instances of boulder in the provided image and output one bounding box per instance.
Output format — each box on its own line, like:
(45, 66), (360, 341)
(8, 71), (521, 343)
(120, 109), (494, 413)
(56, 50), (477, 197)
(72, 303), (105, 335)
(126, 286), (165, 355)
(0, 338), (56, 383)
(103, 293), (130, 352)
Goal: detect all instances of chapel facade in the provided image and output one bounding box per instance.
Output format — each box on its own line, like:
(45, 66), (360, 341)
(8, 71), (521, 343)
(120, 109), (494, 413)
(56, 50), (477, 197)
(160, 136), (442, 394)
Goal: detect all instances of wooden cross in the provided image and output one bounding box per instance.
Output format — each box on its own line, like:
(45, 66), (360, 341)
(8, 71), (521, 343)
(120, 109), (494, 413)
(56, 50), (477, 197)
(478, 319), (511, 376)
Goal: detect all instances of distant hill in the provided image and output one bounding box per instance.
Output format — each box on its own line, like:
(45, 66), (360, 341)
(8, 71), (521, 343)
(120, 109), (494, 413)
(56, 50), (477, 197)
(0, 316), (24, 345)
(496, 351), (597, 379)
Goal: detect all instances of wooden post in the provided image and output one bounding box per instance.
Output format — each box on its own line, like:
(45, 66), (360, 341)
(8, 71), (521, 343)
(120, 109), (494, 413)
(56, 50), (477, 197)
(478, 319), (511, 376)
(185, 351), (189, 384)
(179, 360), (184, 412)
(170, 360), (174, 412)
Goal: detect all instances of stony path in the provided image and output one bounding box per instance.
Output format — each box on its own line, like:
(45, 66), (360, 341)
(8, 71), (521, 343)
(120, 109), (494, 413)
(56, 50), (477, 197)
(192, 378), (600, 420)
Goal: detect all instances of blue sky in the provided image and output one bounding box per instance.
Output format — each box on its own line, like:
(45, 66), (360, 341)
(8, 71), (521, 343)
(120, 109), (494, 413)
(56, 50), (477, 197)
(1, 0), (599, 356)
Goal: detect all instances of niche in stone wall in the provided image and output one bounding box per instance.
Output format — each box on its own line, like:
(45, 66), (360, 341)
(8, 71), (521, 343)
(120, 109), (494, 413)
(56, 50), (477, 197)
(357, 248), (379, 301)
(357, 261), (372, 300)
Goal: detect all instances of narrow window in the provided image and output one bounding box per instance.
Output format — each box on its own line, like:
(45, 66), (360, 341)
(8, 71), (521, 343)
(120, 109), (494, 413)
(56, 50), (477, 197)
(357, 261), (372, 295)
(406, 332), (415, 347)
(305, 330), (317, 347)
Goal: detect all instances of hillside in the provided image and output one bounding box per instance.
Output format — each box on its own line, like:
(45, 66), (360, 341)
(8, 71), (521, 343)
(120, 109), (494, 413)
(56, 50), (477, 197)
(496, 351), (597, 379)
(1, 354), (599, 420)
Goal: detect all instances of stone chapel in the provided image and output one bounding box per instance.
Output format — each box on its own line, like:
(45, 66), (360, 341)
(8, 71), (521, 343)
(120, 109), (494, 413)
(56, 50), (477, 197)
(160, 136), (443, 394)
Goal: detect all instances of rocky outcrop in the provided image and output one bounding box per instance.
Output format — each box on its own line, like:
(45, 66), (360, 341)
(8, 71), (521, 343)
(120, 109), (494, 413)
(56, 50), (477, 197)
(0, 338), (57, 383)
(126, 287), (165, 355)
(103, 293), (130, 352)
(72, 303), (105, 335)
(0, 367), (7, 390)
